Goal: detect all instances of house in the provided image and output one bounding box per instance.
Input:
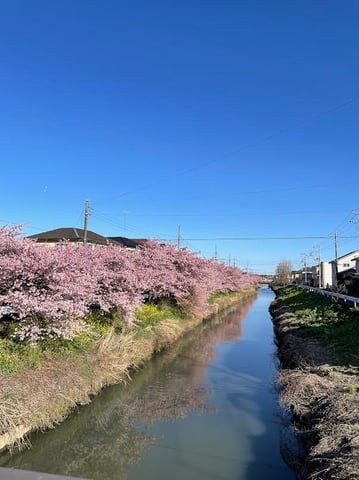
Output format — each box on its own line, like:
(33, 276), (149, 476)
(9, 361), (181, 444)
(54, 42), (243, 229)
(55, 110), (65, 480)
(352, 258), (359, 295)
(330, 250), (359, 289)
(318, 250), (359, 294)
(107, 236), (147, 250)
(28, 227), (113, 247)
(28, 228), (147, 250)
(290, 270), (302, 284)
(301, 268), (314, 286)
(292, 250), (359, 296)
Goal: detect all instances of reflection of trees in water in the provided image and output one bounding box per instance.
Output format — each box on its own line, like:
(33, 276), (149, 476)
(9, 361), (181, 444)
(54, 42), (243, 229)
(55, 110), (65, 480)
(133, 376), (212, 425)
(0, 400), (154, 480)
(59, 403), (154, 479)
(1, 298), (255, 480)
(175, 300), (254, 383)
(131, 298), (255, 426)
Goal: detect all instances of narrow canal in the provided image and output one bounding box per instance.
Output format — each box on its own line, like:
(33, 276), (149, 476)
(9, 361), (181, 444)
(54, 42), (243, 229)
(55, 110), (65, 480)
(1, 287), (296, 479)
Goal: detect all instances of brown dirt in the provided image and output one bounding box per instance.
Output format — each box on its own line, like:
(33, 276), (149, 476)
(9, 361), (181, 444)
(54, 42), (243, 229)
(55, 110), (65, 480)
(270, 297), (359, 480)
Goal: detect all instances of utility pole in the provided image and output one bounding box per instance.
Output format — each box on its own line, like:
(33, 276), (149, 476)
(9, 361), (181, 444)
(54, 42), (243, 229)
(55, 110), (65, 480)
(302, 253), (307, 285)
(334, 231), (339, 291)
(177, 225), (181, 250)
(214, 245), (218, 260)
(83, 199), (89, 245)
(311, 246), (321, 288)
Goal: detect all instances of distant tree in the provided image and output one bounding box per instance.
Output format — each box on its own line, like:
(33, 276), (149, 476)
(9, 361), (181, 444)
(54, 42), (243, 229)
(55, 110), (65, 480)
(274, 260), (292, 285)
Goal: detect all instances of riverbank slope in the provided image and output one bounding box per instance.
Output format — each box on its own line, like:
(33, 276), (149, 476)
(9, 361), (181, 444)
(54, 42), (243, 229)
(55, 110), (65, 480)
(270, 285), (358, 480)
(0, 288), (257, 453)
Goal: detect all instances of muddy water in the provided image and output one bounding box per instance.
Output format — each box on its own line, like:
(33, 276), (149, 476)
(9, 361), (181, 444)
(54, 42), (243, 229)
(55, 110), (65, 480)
(0, 287), (296, 479)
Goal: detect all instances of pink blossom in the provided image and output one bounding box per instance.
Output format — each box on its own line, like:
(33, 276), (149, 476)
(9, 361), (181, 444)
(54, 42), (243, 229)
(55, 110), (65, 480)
(0, 227), (260, 341)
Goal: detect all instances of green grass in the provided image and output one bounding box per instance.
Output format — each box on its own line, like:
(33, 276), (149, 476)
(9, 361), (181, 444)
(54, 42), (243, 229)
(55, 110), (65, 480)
(207, 291), (239, 304)
(0, 326), (102, 374)
(278, 285), (359, 366)
(0, 292), (244, 375)
(134, 300), (185, 327)
(0, 339), (41, 374)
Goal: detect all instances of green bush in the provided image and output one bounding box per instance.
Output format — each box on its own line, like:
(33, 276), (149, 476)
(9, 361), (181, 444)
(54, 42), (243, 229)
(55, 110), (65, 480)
(135, 301), (185, 327)
(0, 339), (41, 374)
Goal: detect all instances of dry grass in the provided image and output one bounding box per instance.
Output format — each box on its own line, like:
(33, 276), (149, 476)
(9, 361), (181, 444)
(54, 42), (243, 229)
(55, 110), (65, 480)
(0, 331), (149, 452)
(0, 288), (258, 453)
(271, 291), (359, 480)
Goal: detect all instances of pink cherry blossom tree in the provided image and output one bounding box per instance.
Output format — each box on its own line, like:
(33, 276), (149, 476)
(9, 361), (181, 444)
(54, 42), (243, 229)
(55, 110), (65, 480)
(0, 227), (260, 342)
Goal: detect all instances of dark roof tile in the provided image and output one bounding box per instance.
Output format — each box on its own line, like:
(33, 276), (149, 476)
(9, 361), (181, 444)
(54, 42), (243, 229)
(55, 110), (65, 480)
(28, 228), (110, 246)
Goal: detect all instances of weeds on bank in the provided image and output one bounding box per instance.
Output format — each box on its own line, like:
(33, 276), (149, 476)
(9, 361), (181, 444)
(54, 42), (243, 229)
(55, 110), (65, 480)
(278, 285), (359, 366)
(0, 293), (244, 376)
(0, 333), (99, 375)
(0, 317), (112, 375)
(0, 301), (186, 375)
(0, 339), (41, 374)
(134, 300), (185, 327)
(208, 291), (239, 304)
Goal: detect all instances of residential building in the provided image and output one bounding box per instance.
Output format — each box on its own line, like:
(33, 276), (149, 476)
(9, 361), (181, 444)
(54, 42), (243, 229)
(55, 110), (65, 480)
(28, 228), (147, 250)
(293, 250), (359, 296)
(320, 261), (333, 289)
(107, 236), (147, 250)
(330, 250), (359, 291)
(290, 270), (302, 284)
(28, 227), (112, 247)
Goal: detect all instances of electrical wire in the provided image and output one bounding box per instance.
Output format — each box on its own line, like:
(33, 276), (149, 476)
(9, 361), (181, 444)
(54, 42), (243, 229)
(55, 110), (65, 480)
(91, 97), (359, 204)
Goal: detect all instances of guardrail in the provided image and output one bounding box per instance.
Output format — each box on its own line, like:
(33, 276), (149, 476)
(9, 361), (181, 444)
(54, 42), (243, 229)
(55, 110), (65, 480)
(299, 285), (358, 308)
(0, 468), (89, 480)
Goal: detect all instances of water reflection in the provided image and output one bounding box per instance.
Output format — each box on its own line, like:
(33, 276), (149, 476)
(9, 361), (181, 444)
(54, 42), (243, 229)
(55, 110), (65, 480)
(0, 300), (254, 479)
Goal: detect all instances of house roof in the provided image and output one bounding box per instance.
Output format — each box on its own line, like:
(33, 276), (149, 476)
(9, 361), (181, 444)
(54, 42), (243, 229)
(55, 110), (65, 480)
(107, 236), (147, 249)
(28, 228), (111, 246)
(329, 250), (359, 264)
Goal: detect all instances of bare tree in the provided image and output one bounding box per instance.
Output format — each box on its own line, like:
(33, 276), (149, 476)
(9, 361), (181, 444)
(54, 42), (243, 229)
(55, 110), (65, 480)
(274, 259), (292, 285)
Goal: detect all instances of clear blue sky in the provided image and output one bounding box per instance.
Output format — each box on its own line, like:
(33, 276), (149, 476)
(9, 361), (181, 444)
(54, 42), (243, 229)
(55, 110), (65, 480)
(1, 1), (358, 273)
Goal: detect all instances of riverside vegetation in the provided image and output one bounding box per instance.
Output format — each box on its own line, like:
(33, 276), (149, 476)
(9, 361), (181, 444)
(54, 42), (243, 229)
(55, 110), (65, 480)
(0, 226), (260, 451)
(270, 285), (359, 480)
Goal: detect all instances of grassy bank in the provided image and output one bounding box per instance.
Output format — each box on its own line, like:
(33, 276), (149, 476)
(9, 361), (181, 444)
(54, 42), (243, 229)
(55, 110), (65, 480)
(270, 285), (359, 480)
(0, 287), (257, 453)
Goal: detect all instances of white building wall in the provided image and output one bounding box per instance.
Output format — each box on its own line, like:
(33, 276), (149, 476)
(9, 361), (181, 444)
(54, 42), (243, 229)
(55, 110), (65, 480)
(321, 261), (334, 289)
(336, 251), (359, 273)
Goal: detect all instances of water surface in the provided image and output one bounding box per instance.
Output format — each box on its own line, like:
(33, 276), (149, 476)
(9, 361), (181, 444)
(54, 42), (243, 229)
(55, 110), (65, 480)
(1, 287), (296, 479)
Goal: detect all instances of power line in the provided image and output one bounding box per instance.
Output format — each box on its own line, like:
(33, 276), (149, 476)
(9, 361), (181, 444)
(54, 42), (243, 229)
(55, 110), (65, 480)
(91, 96), (359, 204)
(157, 235), (359, 241)
(306, 208), (359, 261)
(90, 208), (177, 239)
(102, 207), (351, 217)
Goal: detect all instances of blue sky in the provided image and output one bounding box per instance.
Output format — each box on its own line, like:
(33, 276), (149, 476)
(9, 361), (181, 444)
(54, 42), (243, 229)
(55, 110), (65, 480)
(1, 0), (358, 273)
